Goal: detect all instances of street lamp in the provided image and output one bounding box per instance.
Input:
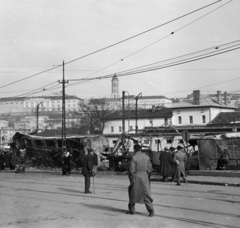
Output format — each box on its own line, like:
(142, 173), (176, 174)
(134, 92), (142, 134)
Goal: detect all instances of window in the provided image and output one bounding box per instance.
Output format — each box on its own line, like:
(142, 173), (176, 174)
(119, 126), (122, 132)
(178, 116), (182, 124)
(164, 118), (168, 125)
(166, 139), (172, 144)
(111, 127), (114, 132)
(189, 116), (193, 124)
(202, 115), (206, 123)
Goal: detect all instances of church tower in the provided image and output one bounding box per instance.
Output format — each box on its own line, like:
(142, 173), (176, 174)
(111, 74), (119, 98)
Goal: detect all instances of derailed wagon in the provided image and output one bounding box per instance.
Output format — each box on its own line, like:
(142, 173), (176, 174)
(11, 132), (109, 169)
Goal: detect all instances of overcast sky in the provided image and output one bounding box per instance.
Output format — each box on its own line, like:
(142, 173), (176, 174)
(1, 0), (240, 100)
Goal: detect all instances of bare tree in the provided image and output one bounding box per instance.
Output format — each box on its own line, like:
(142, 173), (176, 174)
(76, 98), (111, 134)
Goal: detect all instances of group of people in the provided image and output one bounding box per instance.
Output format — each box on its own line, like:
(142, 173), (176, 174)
(0, 150), (18, 171)
(216, 146), (230, 170)
(159, 145), (188, 186)
(79, 144), (189, 218)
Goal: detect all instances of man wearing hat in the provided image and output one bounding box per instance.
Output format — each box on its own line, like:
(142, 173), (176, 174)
(127, 144), (154, 217)
(173, 145), (187, 185)
(82, 148), (95, 193)
(159, 147), (172, 182)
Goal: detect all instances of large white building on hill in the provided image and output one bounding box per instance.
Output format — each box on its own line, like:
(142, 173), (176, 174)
(0, 95), (83, 114)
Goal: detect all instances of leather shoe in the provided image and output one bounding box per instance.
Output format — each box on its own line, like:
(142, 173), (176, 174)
(85, 191), (92, 194)
(126, 211), (135, 215)
(149, 210), (154, 217)
(176, 183), (181, 186)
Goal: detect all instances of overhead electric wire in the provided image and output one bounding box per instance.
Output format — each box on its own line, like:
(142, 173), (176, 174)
(162, 74), (240, 96)
(115, 0), (232, 64)
(66, 39), (240, 91)
(66, 41), (240, 84)
(66, 0), (230, 83)
(117, 44), (240, 75)
(118, 39), (240, 74)
(62, 41), (240, 97)
(0, 81), (59, 104)
(0, 0), (222, 90)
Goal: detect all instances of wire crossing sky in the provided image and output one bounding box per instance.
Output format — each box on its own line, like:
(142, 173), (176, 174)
(0, 0), (239, 99)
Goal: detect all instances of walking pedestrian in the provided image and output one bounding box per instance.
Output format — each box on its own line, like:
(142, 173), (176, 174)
(127, 144), (154, 217)
(82, 148), (95, 194)
(159, 147), (172, 182)
(173, 145), (187, 185)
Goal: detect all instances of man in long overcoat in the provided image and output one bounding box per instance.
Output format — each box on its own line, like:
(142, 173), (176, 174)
(82, 148), (94, 194)
(173, 145), (187, 185)
(127, 144), (154, 217)
(159, 147), (172, 182)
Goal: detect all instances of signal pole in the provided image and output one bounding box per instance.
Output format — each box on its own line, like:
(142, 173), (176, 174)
(59, 61), (68, 153)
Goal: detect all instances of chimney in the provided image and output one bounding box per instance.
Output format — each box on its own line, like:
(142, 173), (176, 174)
(217, 91), (221, 103)
(224, 92), (227, 105)
(193, 90), (200, 105)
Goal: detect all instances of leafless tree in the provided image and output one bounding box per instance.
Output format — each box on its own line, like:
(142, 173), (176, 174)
(75, 98), (111, 134)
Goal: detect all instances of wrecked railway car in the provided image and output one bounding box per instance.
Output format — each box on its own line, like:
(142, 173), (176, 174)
(11, 132), (109, 169)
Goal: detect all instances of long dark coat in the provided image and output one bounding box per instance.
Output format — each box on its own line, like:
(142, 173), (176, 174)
(10, 153), (18, 166)
(173, 150), (187, 178)
(159, 151), (172, 177)
(82, 153), (93, 176)
(4, 153), (11, 168)
(128, 151), (152, 204)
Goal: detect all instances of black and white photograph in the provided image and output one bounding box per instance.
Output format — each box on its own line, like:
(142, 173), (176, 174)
(0, 1), (240, 227)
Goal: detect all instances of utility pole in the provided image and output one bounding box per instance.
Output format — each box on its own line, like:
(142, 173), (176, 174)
(59, 61), (68, 153)
(135, 97), (138, 134)
(122, 91), (125, 134)
(36, 102), (42, 131)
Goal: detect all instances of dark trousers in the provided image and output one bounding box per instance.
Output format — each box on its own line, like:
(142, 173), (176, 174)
(128, 192), (154, 213)
(84, 175), (91, 193)
(176, 175), (187, 185)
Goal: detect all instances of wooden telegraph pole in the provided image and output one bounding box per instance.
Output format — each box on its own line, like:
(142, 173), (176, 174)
(59, 61), (68, 153)
(122, 91), (125, 134)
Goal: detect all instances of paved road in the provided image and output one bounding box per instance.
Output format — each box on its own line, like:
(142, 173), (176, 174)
(0, 172), (240, 228)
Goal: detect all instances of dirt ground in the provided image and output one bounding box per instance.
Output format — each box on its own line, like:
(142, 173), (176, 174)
(1, 172), (240, 228)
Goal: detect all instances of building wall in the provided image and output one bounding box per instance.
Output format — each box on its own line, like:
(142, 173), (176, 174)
(172, 107), (235, 126)
(103, 117), (171, 134)
(0, 127), (16, 145)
